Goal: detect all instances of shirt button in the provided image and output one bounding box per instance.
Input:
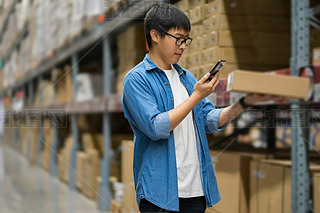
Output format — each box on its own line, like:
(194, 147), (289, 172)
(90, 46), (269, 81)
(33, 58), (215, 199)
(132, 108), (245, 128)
(171, 98), (173, 101)
(164, 82), (168, 85)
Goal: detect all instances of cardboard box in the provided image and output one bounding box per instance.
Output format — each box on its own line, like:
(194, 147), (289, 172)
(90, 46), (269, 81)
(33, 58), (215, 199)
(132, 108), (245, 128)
(203, 14), (289, 34)
(190, 24), (204, 38)
(187, 51), (202, 68)
(121, 140), (134, 183)
(314, 173), (320, 213)
(189, 66), (201, 80)
(202, 31), (218, 48)
(250, 160), (320, 213)
(82, 133), (96, 152)
(76, 151), (88, 191)
(209, 151), (251, 213)
(110, 199), (121, 213)
(189, 36), (203, 52)
(175, 0), (190, 11)
(250, 160), (291, 213)
(189, 0), (205, 9)
(122, 182), (139, 213)
(313, 48), (320, 66)
(204, 0), (289, 17)
(189, 5), (205, 24)
(218, 30), (290, 48)
(201, 47), (290, 65)
(178, 53), (188, 69)
(227, 70), (310, 99)
(82, 149), (100, 200)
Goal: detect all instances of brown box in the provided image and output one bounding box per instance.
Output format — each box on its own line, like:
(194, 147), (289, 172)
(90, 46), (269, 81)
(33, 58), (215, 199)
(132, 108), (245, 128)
(76, 151), (88, 191)
(82, 149), (100, 200)
(190, 24), (204, 38)
(121, 140), (134, 183)
(250, 160), (320, 213)
(189, 36), (203, 52)
(175, 0), (190, 11)
(315, 173), (320, 213)
(189, 0), (205, 9)
(189, 66), (201, 80)
(178, 53), (188, 69)
(313, 48), (320, 66)
(208, 151), (251, 213)
(202, 47), (290, 65)
(218, 30), (290, 48)
(110, 199), (121, 213)
(203, 15), (290, 34)
(187, 51), (202, 68)
(202, 31), (218, 47)
(250, 160), (291, 213)
(204, 0), (289, 17)
(189, 5), (205, 24)
(226, 70), (310, 99)
(122, 182), (139, 213)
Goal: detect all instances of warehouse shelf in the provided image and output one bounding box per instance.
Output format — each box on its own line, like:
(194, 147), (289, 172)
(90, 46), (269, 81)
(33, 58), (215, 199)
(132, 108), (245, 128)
(8, 94), (123, 115)
(0, 0), (156, 96)
(2, 24), (28, 61)
(0, 0), (18, 42)
(0, 0), (319, 212)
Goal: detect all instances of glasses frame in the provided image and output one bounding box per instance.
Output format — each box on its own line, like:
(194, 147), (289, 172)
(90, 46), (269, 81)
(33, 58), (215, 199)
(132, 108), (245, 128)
(158, 25), (193, 46)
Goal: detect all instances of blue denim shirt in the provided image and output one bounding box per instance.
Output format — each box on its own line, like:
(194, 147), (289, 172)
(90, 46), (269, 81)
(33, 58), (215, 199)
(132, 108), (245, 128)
(122, 54), (226, 211)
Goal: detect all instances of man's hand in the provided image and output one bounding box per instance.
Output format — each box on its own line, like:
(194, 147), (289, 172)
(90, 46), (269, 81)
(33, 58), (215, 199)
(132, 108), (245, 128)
(244, 93), (289, 106)
(192, 72), (220, 101)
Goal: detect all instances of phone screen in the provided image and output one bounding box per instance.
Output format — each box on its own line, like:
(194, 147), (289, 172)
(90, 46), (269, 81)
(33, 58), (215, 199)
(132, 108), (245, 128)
(207, 60), (226, 81)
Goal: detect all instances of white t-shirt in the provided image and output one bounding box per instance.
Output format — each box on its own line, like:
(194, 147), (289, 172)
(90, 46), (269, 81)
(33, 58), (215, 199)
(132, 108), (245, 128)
(163, 66), (204, 198)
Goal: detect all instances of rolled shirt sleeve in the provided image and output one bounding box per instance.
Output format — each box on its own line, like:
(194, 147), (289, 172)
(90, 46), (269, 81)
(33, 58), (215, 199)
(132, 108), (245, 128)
(206, 108), (227, 133)
(154, 111), (170, 139)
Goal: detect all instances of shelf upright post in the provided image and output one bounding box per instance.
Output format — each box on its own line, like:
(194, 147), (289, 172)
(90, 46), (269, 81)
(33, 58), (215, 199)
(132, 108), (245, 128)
(20, 86), (26, 154)
(27, 81), (34, 162)
(98, 37), (113, 211)
(69, 53), (79, 189)
(50, 67), (59, 177)
(290, 0), (310, 212)
(50, 114), (59, 177)
(36, 76), (44, 166)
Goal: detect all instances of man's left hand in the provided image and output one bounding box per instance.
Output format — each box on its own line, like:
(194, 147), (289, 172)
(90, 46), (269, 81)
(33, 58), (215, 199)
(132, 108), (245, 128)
(244, 93), (289, 106)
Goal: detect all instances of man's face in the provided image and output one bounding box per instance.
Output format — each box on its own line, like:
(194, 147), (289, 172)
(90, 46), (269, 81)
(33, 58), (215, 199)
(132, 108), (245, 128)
(157, 27), (189, 65)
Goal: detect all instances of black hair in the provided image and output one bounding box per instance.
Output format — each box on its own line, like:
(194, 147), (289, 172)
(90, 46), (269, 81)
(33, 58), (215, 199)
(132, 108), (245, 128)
(144, 4), (191, 49)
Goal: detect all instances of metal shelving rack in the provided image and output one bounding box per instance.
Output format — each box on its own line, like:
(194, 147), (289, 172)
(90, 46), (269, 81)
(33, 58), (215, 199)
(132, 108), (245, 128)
(0, 0), (163, 211)
(0, 0), (319, 212)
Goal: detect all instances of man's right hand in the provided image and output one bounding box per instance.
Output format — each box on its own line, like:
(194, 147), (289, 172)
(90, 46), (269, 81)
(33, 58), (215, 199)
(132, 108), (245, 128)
(192, 72), (220, 101)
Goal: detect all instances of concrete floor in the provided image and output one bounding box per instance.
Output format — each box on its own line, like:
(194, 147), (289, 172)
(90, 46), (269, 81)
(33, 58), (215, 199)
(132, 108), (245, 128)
(0, 144), (109, 213)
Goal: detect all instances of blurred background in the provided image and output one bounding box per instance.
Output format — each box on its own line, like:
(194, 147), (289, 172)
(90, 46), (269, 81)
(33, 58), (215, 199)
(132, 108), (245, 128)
(0, 0), (319, 212)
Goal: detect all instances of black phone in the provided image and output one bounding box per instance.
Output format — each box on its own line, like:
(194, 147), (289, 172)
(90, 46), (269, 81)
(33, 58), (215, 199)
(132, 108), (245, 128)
(207, 60), (226, 81)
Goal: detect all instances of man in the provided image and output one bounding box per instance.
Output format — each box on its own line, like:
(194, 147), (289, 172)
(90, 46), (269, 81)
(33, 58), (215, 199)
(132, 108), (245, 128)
(122, 4), (276, 213)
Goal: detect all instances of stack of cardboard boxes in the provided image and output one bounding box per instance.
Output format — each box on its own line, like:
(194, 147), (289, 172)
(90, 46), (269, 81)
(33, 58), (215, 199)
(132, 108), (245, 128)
(40, 119), (54, 171)
(116, 24), (147, 94)
(58, 135), (74, 183)
(206, 151), (320, 213)
(315, 173), (320, 213)
(121, 140), (139, 212)
(175, 0), (291, 80)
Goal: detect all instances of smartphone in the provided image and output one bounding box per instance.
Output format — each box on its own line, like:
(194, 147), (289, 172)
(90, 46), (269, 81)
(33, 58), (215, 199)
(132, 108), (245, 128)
(207, 60), (226, 81)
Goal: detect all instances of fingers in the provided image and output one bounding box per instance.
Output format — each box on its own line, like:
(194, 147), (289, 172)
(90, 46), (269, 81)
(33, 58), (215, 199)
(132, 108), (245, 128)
(207, 71), (220, 87)
(199, 73), (210, 84)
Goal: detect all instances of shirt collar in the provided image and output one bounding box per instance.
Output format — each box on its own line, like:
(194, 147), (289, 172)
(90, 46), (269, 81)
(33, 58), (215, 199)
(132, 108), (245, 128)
(143, 53), (186, 76)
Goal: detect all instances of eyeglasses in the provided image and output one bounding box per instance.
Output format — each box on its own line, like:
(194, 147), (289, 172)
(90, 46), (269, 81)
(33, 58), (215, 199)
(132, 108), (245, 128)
(158, 25), (193, 46)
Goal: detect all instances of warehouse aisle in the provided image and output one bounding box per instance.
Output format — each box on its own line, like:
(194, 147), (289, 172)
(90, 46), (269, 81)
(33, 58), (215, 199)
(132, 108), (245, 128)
(0, 144), (107, 213)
